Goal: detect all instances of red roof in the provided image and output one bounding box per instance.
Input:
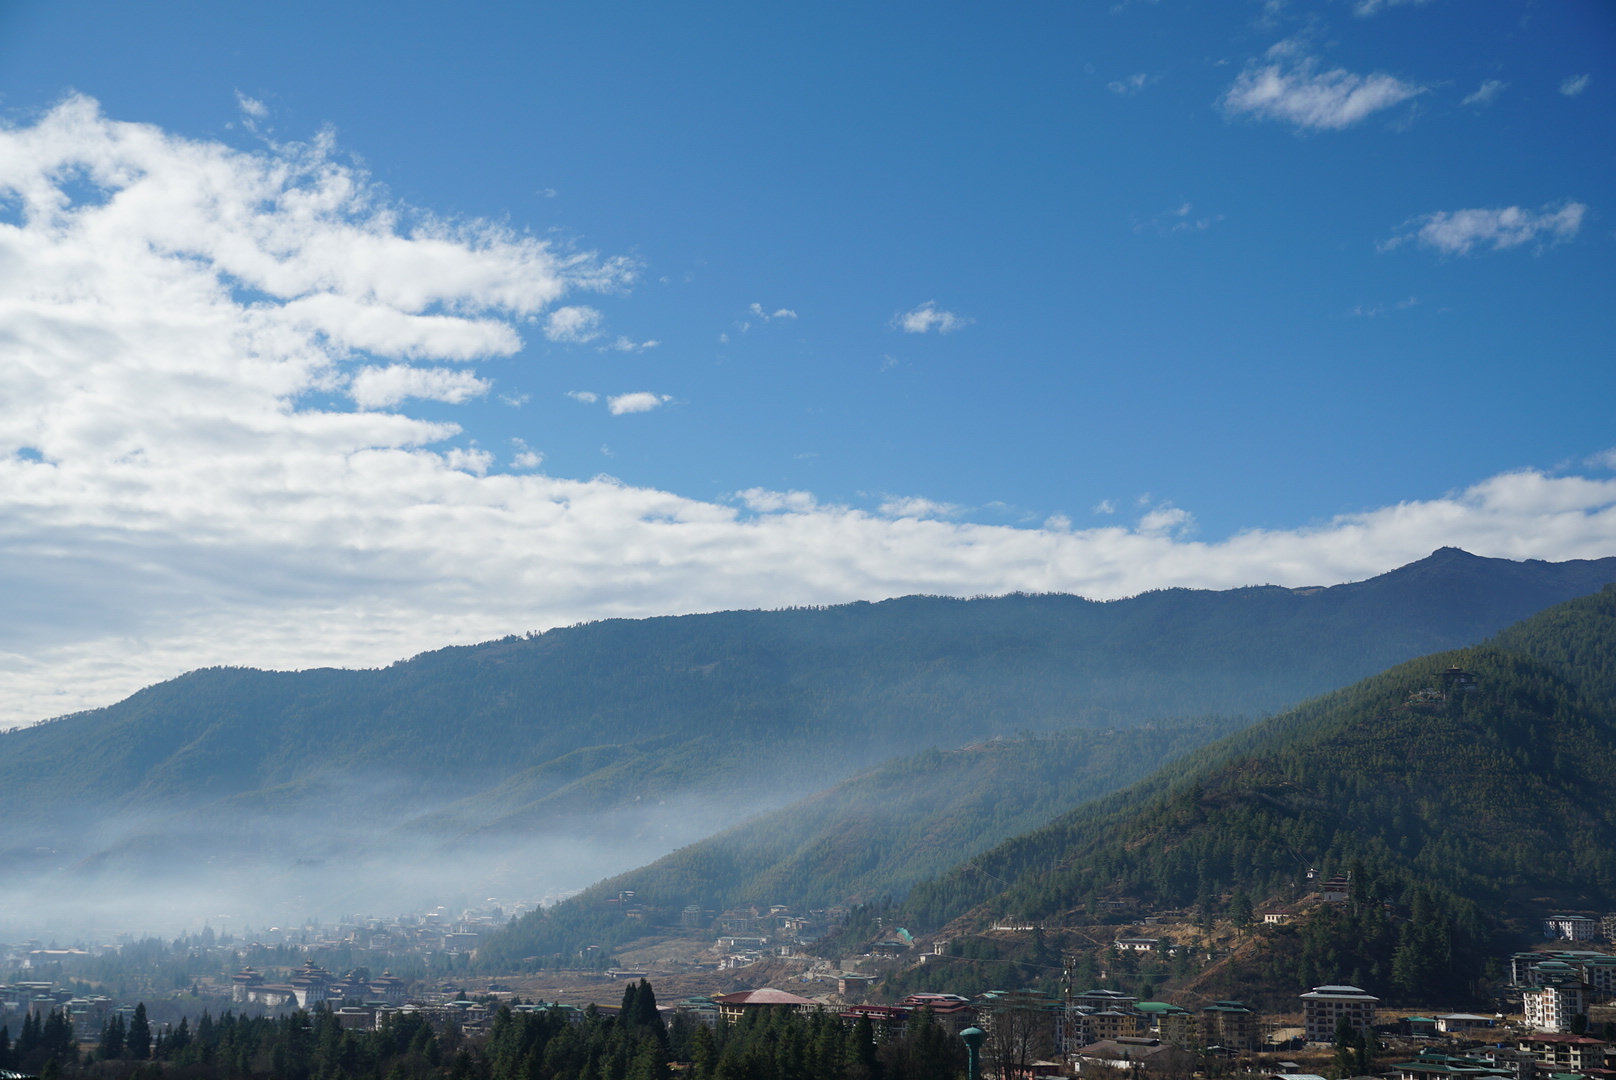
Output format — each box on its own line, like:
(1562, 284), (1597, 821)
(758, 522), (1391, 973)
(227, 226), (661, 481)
(712, 988), (817, 1007)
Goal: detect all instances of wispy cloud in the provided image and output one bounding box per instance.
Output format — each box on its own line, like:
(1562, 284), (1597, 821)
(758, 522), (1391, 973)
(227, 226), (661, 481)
(1222, 39), (1425, 130)
(736, 488), (817, 513)
(1347, 296), (1419, 317)
(602, 336), (660, 353)
(1461, 80), (1507, 107)
(748, 303), (798, 321)
(1138, 202), (1222, 235)
(545, 305), (604, 344)
(1351, 0), (1432, 14)
(894, 301), (971, 334)
(1107, 73), (1155, 96)
(566, 390), (599, 403)
(5, 97), (1616, 731)
(606, 391), (672, 415)
(1381, 202), (1587, 256)
(878, 496), (964, 520)
(235, 91), (268, 120)
(1560, 74), (1591, 98)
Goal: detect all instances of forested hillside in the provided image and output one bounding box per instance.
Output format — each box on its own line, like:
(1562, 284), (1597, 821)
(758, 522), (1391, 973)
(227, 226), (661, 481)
(885, 584), (1616, 1004)
(1, 547), (1611, 929)
(473, 719), (1246, 967)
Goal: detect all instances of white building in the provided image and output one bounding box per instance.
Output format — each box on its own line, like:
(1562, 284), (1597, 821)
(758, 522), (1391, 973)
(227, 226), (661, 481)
(1523, 984), (1587, 1033)
(1300, 984), (1379, 1043)
(1544, 915), (1598, 942)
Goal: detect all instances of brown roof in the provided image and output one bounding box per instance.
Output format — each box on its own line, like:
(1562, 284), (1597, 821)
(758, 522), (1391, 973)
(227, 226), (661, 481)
(712, 988), (817, 1007)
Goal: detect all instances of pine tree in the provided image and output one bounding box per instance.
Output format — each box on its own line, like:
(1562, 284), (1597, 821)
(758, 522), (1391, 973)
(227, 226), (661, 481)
(128, 1002), (152, 1060)
(99, 1013), (127, 1060)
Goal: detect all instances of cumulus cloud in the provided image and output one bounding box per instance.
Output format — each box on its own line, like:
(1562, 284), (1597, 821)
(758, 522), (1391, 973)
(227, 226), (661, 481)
(894, 301), (971, 334)
(606, 391), (671, 415)
(1560, 75), (1591, 98)
(545, 305), (604, 343)
(1222, 41), (1425, 130)
(747, 303), (797, 321)
(510, 439), (543, 470)
(1461, 80), (1507, 107)
(1382, 202), (1587, 256)
(566, 390), (599, 403)
(350, 365), (491, 409)
(3, 98), (1616, 730)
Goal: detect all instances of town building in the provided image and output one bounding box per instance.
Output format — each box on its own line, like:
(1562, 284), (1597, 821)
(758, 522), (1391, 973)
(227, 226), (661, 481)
(1085, 1009), (1145, 1042)
(1299, 984), (1379, 1043)
(1545, 916), (1599, 942)
(1523, 983), (1587, 1033)
(1514, 1034), (1609, 1073)
(710, 987), (816, 1024)
(1073, 1037), (1197, 1076)
(1434, 1014), (1495, 1035)
(1383, 1050), (1513, 1080)
(1202, 1000), (1259, 1050)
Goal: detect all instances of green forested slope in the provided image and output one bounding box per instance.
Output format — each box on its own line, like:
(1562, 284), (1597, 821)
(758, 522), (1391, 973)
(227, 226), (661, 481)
(1, 548), (1611, 924)
(473, 719), (1245, 967)
(888, 585), (1616, 1002)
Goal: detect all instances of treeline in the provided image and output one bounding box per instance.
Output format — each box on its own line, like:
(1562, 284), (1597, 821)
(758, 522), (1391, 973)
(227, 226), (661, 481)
(15, 981), (966, 1080)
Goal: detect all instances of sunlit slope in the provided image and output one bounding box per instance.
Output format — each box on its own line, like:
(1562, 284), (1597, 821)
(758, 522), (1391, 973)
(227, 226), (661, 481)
(893, 585), (1616, 1001)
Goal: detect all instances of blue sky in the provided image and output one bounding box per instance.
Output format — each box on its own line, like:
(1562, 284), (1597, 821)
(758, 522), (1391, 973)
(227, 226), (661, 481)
(0, 0), (1612, 721)
(4, 0), (1610, 534)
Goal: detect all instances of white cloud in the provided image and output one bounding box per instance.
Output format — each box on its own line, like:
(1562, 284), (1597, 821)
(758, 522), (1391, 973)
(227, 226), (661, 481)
(235, 92), (268, 119)
(510, 439), (543, 470)
(895, 301), (971, 334)
(1093, 500), (1117, 515)
(350, 365), (491, 409)
(1383, 202), (1587, 256)
(1461, 80), (1507, 107)
(603, 336), (659, 353)
(442, 447), (493, 475)
(1222, 42), (1425, 130)
(545, 305), (604, 343)
(606, 391), (671, 415)
(1107, 73), (1153, 96)
(746, 303), (798, 322)
(1138, 504), (1195, 537)
(1560, 74), (1591, 98)
(567, 390), (599, 403)
(4, 98), (1616, 730)
(737, 488), (817, 513)
(878, 496), (963, 520)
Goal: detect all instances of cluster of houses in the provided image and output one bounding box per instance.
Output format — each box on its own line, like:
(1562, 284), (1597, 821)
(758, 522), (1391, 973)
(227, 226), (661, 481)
(231, 962), (409, 1010)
